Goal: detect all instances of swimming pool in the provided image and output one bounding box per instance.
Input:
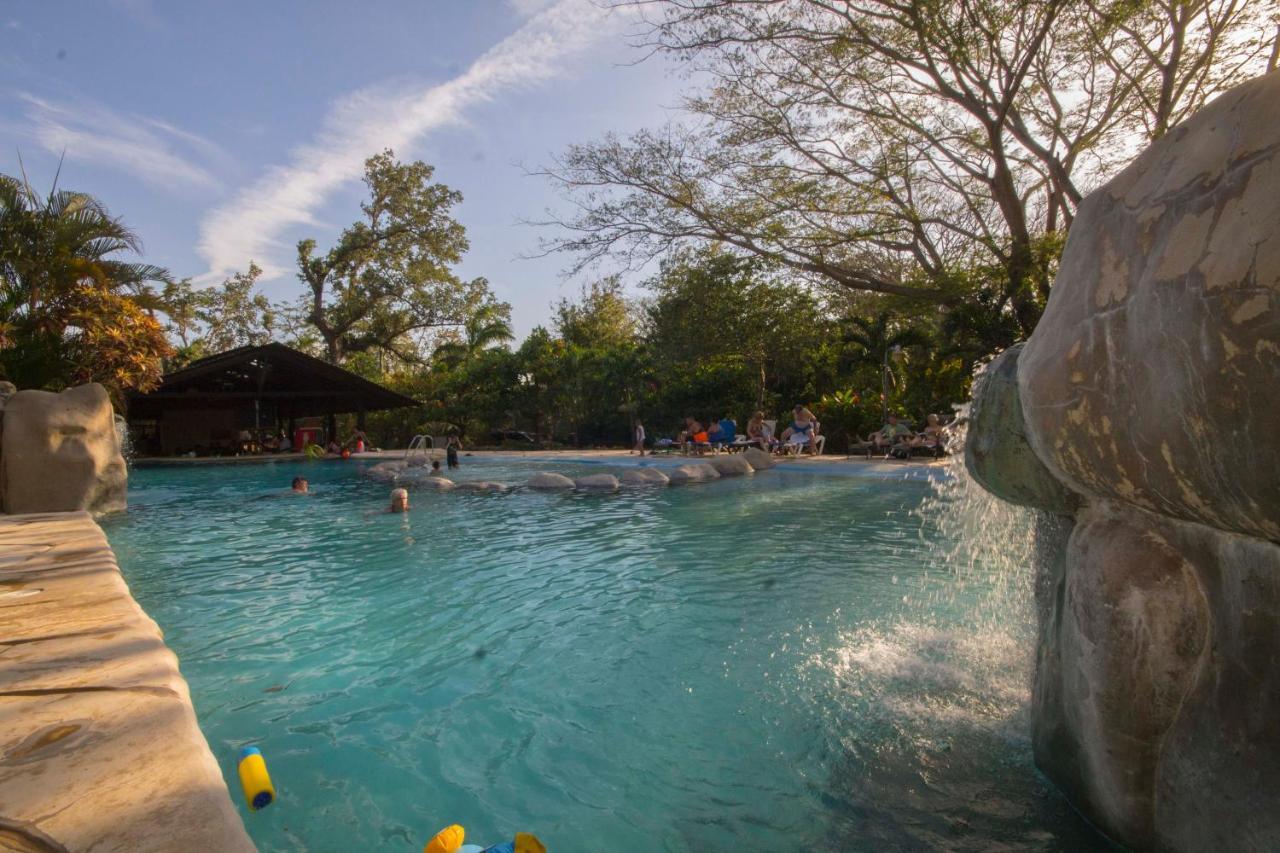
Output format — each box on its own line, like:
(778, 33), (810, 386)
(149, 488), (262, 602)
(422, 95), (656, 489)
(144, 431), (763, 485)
(103, 457), (1108, 851)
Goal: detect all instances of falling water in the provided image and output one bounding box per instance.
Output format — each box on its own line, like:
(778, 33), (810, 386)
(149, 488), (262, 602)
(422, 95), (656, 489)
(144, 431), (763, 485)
(114, 414), (134, 466)
(800, 411), (1106, 850)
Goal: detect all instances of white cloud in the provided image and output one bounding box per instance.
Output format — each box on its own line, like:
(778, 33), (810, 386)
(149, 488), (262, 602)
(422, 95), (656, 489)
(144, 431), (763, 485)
(507, 0), (559, 17)
(195, 0), (621, 285)
(15, 93), (222, 190)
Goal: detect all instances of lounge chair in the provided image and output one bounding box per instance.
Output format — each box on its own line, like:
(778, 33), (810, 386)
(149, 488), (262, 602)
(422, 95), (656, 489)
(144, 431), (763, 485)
(781, 420), (824, 456)
(710, 418), (738, 453)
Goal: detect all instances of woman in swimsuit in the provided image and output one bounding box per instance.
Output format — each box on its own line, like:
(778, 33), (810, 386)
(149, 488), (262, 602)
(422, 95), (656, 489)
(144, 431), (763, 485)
(779, 405), (817, 453)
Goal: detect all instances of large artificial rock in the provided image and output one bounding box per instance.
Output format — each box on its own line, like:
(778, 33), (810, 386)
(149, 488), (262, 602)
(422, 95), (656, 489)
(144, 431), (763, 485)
(1017, 73), (1280, 543)
(365, 460), (405, 482)
(527, 472), (575, 490)
(621, 467), (670, 486)
(575, 473), (619, 491)
(454, 481), (508, 493)
(667, 463), (720, 485)
(396, 469), (455, 490)
(709, 454), (753, 477)
(966, 346), (1079, 516)
(1, 384), (127, 516)
(966, 73), (1280, 851)
(742, 447), (775, 470)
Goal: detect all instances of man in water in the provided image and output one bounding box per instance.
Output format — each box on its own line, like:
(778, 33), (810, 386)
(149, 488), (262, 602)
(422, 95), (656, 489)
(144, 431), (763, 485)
(291, 477), (309, 494)
(389, 488), (409, 513)
(428, 460), (445, 477)
(445, 436), (461, 469)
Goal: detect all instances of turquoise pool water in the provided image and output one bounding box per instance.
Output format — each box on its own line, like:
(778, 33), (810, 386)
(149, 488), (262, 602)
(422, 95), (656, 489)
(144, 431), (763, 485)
(103, 457), (1108, 852)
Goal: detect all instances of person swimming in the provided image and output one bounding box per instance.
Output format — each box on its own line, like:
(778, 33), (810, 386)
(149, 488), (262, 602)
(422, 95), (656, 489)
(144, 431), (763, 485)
(291, 477), (309, 494)
(428, 460), (445, 477)
(389, 488), (410, 513)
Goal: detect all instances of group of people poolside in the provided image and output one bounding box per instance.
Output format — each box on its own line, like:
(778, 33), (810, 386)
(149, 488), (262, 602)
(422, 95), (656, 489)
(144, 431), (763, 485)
(635, 405), (825, 456)
(633, 406), (950, 459)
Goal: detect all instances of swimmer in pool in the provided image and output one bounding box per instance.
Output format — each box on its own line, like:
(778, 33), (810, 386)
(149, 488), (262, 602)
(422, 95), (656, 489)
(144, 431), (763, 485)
(389, 488), (410, 513)
(291, 477), (309, 494)
(428, 460), (444, 477)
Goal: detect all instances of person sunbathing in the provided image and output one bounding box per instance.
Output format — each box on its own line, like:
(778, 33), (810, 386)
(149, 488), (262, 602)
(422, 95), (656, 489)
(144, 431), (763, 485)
(681, 417), (709, 455)
(746, 411), (770, 450)
(778, 405), (818, 454)
(907, 413), (947, 456)
(872, 414), (913, 456)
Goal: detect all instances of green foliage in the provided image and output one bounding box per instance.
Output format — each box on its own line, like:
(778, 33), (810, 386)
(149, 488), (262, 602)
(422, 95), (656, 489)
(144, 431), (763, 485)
(0, 172), (172, 403)
(296, 149), (494, 366)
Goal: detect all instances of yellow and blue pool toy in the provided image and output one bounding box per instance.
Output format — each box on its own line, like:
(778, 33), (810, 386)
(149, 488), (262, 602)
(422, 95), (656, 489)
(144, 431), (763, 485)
(424, 824), (545, 853)
(237, 746), (275, 811)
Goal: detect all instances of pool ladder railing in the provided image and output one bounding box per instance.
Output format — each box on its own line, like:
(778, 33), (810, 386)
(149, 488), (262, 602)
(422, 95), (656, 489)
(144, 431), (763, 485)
(405, 434), (434, 460)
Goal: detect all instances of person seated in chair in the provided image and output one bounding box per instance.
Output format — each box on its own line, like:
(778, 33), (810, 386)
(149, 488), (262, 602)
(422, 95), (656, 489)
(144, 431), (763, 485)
(907, 413), (947, 456)
(872, 414), (913, 457)
(778, 405), (818, 454)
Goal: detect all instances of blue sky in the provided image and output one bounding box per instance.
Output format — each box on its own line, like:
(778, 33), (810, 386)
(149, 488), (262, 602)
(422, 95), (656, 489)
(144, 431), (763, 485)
(0, 0), (685, 338)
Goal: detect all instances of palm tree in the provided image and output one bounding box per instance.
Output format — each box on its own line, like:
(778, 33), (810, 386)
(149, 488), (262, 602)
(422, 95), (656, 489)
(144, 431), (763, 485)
(0, 171), (171, 395)
(431, 302), (514, 369)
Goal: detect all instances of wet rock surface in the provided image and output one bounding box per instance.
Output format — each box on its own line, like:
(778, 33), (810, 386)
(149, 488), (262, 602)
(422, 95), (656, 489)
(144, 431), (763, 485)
(967, 73), (1280, 851)
(620, 467), (670, 486)
(667, 463), (721, 485)
(0, 512), (254, 852)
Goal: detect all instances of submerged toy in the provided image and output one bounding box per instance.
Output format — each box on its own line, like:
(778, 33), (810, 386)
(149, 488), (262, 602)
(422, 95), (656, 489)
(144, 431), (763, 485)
(423, 824), (545, 853)
(238, 746), (275, 811)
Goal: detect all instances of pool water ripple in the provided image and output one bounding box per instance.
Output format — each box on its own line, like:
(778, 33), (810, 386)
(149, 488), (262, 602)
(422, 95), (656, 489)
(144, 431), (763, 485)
(104, 459), (1111, 852)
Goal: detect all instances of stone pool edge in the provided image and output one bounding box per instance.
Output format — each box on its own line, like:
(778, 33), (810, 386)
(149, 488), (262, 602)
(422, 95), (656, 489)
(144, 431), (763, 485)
(0, 511), (256, 853)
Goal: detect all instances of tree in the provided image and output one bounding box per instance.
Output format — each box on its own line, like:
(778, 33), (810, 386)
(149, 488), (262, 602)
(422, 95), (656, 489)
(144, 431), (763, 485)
(554, 276), (637, 349)
(0, 172), (172, 402)
(540, 0), (1276, 337)
(162, 263), (276, 365)
(432, 301), (515, 369)
(296, 150), (492, 364)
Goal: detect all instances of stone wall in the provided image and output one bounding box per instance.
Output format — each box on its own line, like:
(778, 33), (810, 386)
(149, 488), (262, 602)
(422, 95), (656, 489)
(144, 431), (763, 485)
(0, 383), (127, 516)
(967, 71), (1280, 851)
(0, 512), (255, 852)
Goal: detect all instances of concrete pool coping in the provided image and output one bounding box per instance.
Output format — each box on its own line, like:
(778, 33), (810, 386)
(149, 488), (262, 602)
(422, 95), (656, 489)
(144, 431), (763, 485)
(0, 511), (255, 852)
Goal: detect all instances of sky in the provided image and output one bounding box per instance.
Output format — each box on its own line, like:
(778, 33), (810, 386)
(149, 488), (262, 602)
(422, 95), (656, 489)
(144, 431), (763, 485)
(0, 0), (687, 339)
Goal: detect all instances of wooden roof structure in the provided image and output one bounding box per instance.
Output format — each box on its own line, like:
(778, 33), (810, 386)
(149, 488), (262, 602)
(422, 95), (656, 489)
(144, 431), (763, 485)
(127, 343), (418, 419)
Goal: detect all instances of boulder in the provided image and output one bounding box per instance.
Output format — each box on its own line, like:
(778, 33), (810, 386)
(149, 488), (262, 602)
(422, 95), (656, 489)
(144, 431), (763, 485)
(454, 481), (508, 493)
(965, 73), (1280, 852)
(396, 469), (455, 490)
(365, 461), (405, 482)
(709, 454), (753, 477)
(965, 345), (1079, 516)
(620, 467), (670, 486)
(667, 463), (720, 485)
(1017, 72), (1280, 543)
(575, 473), (619, 491)
(527, 472), (576, 490)
(742, 447), (775, 470)
(1, 384), (126, 516)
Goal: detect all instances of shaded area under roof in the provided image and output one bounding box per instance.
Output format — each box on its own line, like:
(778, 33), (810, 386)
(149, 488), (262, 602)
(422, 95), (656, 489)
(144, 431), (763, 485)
(127, 343), (419, 417)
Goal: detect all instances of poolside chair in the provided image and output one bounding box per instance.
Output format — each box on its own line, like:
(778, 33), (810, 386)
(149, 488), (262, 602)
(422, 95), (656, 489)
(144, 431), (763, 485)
(781, 420), (824, 456)
(711, 418), (737, 453)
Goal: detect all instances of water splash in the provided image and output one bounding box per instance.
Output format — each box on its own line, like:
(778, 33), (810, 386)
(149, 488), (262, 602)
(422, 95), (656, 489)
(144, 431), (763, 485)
(114, 414), (134, 467)
(799, 413), (1102, 850)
